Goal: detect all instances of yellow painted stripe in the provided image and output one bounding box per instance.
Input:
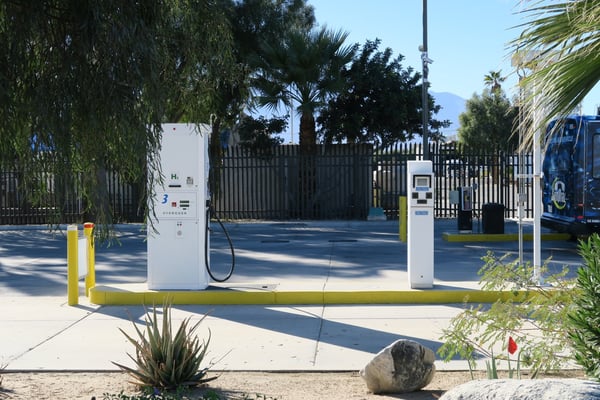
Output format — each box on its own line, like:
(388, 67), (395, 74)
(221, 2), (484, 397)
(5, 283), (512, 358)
(90, 286), (538, 306)
(442, 232), (570, 242)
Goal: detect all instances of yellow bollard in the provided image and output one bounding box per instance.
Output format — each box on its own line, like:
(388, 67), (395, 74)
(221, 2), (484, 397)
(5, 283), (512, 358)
(84, 222), (95, 296)
(67, 225), (79, 306)
(399, 196), (407, 242)
(373, 187), (380, 208)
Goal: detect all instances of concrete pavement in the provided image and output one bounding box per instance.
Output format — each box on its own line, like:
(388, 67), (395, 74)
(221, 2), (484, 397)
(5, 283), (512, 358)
(0, 219), (583, 372)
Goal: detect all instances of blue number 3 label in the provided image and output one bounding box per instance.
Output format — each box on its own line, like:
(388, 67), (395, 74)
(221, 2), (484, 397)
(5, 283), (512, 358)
(161, 194), (169, 204)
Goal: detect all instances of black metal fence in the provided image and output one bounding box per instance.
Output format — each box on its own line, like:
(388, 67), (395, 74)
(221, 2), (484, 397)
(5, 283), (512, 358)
(366, 142), (533, 220)
(213, 144), (373, 220)
(0, 143), (533, 225)
(0, 158), (145, 225)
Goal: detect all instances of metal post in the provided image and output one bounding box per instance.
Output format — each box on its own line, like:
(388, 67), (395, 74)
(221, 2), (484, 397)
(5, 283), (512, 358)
(518, 76), (525, 266)
(67, 225), (78, 306)
(533, 95), (542, 284)
(84, 222), (95, 296)
(421, 0), (429, 160)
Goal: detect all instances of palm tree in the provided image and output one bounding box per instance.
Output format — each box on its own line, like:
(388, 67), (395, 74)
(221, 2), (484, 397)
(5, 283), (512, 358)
(252, 26), (354, 154)
(251, 27), (353, 217)
(483, 70), (506, 93)
(512, 0), (600, 146)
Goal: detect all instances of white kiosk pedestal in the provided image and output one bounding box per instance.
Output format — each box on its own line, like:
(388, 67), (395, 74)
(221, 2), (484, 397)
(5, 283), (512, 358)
(407, 160), (434, 288)
(147, 123), (210, 290)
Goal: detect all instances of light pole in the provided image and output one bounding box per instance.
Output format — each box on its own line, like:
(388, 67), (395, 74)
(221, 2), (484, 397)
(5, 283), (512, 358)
(421, 0), (431, 160)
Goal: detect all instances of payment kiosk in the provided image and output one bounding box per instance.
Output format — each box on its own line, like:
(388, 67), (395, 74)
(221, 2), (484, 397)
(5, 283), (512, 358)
(147, 123), (210, 290)
(407, 160), (434, 288)
(457, 186), (473, 233)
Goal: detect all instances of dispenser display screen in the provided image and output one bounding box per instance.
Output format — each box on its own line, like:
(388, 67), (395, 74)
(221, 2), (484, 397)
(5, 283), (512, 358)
(414, 175), (431, 190)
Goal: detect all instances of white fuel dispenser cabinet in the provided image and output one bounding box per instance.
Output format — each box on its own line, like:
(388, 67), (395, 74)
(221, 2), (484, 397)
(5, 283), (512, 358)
(147, 123), (210, 290)
(407, 160), (434, 288)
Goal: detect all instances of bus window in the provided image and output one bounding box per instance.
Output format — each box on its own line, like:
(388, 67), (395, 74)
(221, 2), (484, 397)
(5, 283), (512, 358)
(594, 134), (600, 179)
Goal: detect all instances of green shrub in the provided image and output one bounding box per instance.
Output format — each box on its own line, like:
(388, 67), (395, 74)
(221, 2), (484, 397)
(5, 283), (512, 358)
(438, 251), (577, 376)
(568, 234), (600, 381)
(113, 301), (215, 390)
(101, 387), (187, 399)
(101, 389), (277, 400)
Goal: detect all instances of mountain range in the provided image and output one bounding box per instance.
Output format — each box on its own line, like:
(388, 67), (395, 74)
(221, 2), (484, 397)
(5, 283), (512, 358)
(430, 91), (466, 142)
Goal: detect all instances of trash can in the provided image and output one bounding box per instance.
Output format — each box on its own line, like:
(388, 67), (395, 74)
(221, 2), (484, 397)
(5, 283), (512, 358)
(482, 203), (505, 234)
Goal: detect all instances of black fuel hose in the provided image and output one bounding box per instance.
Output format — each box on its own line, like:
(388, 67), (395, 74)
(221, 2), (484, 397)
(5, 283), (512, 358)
(204, 203), (235, 282)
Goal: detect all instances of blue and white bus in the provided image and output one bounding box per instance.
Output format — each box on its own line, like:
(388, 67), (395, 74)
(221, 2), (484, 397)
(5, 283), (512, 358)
(542, 115), (600, 235)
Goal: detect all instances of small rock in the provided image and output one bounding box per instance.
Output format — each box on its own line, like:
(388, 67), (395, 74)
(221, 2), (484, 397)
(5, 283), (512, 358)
(440, 378), (600, 400)
(360, 339), (436, 394)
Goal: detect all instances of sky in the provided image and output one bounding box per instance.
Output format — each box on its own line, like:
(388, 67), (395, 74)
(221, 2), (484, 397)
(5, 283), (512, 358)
(276, 0), (599, 143)
(309, 0), (599, 106)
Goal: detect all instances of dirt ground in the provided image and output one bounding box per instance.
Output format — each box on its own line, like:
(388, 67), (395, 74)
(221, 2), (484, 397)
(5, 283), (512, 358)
(0, 370), (586, 400)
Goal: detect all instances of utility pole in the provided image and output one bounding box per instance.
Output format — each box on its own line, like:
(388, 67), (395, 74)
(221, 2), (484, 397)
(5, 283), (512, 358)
(421, 0), (431, 160)
(290, 99), (294, 144)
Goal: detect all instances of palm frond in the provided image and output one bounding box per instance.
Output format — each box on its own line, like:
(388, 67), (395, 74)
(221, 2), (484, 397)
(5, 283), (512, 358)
(252, 25), (355, 127)
(511, 0), (600, 148)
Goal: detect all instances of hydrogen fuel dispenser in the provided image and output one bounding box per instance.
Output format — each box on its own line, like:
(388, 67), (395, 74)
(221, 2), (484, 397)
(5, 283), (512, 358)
(407, 160), (434, 288)
(147, 123), (210, 290)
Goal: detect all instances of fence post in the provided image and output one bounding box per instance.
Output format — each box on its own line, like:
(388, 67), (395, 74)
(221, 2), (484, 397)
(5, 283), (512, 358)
(84, 222), (95, 296)
(67, 225), (78, 306)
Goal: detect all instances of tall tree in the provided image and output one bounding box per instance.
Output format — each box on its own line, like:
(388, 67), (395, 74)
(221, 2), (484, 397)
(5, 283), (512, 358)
(0, 0), (234, 237)
(483, 70), (506, 94)
(252, 26), (354, 154)
(206, 0), (315, 197)
(458, 87), (518, 186)
(458, 89), (518, 151)
(233, 0), (315, 61)
(236, 115), (286, 157)
(512, 0), (600, 146)
(318, 39), (449, 149)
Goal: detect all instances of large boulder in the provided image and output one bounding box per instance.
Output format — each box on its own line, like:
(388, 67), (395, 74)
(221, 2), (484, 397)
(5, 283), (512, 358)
(440, 378), (600, 400)
(360, 339), (435, 394)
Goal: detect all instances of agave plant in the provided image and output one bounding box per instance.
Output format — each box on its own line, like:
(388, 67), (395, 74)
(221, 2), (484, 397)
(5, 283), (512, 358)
(113, 301), (215, 390)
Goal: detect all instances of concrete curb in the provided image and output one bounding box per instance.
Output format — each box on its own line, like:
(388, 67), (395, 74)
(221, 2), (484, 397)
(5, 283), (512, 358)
(90, 285), (535, 305)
